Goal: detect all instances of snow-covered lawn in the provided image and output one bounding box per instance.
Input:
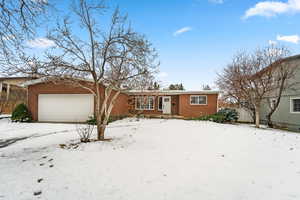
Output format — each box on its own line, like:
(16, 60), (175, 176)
(1, 118), (300, 200)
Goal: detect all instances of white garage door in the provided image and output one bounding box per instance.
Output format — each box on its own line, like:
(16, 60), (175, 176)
(38, 94), (94, 122)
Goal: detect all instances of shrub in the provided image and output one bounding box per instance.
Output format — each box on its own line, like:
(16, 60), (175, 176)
(86, 116), (97, 125)
(191, 108), (238, 124)
(86, 115), (127, 125)
(76, 123), (94, 143)
(217, 108), (238, 122)
(193, 113), (226, 123)
(11, 103), (32, 122)
(208, 113), (226, 123)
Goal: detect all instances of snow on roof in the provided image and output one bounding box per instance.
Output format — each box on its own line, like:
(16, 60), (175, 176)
(0, 76), (33, 81)
(21, 77), (49, 87)
(21, 77), (95, 87)
(21, 78), (220, 95)
(126, 90), (220, 95)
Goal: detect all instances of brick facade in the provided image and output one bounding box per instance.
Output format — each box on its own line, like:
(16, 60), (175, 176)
(178, 94), (218, 118)
(28, 82), (129, 121)
(128, 94), (217, 117)
(27, 81), (218, 121)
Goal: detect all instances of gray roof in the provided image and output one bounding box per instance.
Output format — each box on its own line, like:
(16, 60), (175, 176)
(22, 78), (220, 95)
(126, 90), (220, 95)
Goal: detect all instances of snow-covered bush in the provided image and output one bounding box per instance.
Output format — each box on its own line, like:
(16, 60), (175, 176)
(11, 103), (32, 122)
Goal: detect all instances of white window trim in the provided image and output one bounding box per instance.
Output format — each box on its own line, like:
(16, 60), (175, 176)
(135, 96), (155, 111)
(290, 97), (300, 114)
(190, 95), (207, 105)
(158, 96), (163, 111)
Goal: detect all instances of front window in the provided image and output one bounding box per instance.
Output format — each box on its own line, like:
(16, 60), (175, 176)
(190, 95), (207, 105)
(291, 98), (300, 113)
(136, 96), (154, 110)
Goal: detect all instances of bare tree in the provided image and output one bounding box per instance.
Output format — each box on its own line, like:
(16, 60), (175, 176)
(217, 45), (292, 128)
(0, 0), (49, 69)
(202, 84), (211, 90)
(168, 83), (184, 90)
(264, 56), (298, 127)
(12, 0), (158, 140)
(147, 81), (160, 90)
(217, 52), (256, 123)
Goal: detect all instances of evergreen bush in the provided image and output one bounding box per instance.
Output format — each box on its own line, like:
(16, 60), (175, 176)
(11, 103), (32, 122)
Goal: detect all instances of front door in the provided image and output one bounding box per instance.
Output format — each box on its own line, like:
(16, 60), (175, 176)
(162, 96), (171, 114)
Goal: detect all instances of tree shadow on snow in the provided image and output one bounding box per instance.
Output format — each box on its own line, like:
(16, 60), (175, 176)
(0, 136), (30, 148)
(0, 130), (75, 149)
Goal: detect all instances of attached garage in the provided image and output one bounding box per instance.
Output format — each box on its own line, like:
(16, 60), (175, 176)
(38, 94), (94, 122)
(24, 80), (97, 122)
(25, 79), (129, 122)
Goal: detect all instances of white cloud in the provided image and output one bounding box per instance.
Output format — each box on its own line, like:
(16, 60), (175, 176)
(268, 40), (278, 45)
(173, 27), (192, 36)
(277, 34), (300, 44)
(31, 0), (48, 3)
(243, 0), (300, 19)
(209, 0), (224, 4)
(158, 72), (168, 78)
(27, 37), (55, 48)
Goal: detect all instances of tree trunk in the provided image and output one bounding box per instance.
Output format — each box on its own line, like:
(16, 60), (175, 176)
(251, 109), (256, 123)
(255, 108), (260, 128)
(97, 124), (106, 140)
(94, 84), (105, 141)
(266, 112), (273, 128)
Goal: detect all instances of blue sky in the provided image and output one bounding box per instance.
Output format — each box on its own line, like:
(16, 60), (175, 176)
(28, 0), (300, 90)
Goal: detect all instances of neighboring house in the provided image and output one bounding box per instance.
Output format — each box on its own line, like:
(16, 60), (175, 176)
(260, 55), (300, 132)
(0, 77), (33, 114)
(22, 78), (219, 122)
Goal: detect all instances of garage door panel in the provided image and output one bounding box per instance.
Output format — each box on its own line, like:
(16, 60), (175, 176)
(38, 94), (94, 122)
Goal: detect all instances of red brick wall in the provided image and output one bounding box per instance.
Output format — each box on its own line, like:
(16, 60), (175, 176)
(178, 94), (218, 118)
(110, 92), (129, 116)
(28, 82), (129, 121)
(127, 94), (217, 117)
(28, 81), (218, 120)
